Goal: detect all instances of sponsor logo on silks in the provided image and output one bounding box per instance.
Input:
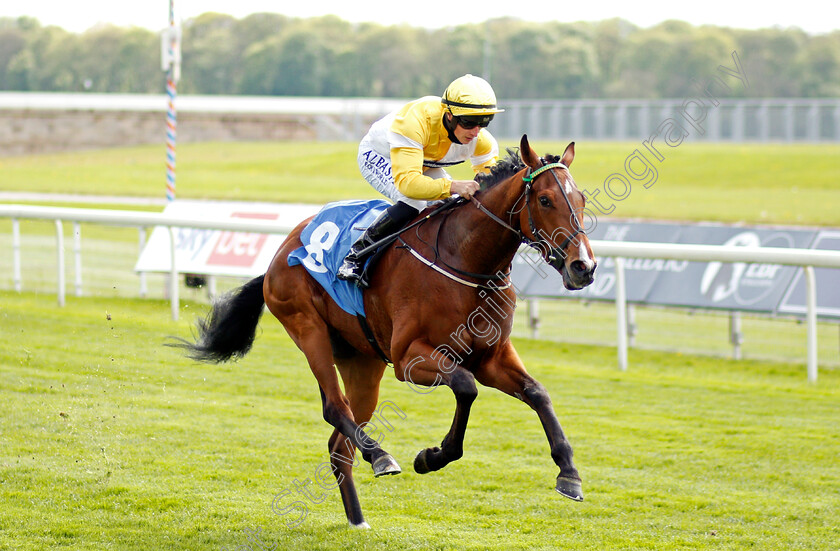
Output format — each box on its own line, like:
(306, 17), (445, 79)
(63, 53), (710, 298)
(361, 150), (392, 177)
(700, 232), (784, 304)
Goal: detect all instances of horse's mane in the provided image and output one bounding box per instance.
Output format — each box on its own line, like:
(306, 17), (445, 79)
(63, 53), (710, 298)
(476, 148), (563, 190)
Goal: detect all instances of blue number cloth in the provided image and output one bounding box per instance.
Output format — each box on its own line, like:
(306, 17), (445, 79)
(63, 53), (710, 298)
(288, 199), (390, 316)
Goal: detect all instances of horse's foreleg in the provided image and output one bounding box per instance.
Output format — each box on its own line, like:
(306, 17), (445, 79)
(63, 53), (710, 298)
(475, 343), (583, 501)
(413, 366), (477, 474)
(395, 342), (478, 474)
(521, 377), (583, 501)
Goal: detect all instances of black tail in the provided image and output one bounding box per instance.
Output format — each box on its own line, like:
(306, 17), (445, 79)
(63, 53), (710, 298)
(168, 275), (267, 363)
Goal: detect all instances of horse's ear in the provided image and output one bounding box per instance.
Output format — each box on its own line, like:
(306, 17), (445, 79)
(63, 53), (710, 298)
(561, 142), (575, 167)
(519, 134), (541, 169)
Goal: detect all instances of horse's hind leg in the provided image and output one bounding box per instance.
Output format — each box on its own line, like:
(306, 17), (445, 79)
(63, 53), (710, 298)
(328, 353), (398, 528)
(295, 323), (396, 469)
(264, 262), (398, 521)
(268, 304), (396, 470)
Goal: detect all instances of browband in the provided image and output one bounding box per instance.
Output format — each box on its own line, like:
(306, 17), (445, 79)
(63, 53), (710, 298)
(522, 162), (568, 183)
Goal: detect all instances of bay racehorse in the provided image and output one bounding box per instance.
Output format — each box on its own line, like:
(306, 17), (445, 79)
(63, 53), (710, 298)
(173, 134), (596, 528)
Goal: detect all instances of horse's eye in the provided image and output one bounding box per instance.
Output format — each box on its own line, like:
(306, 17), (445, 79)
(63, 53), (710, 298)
(539, 196), (552, 207)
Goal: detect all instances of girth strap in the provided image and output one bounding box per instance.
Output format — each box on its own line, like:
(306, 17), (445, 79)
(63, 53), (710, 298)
(356, 313), (391, 365)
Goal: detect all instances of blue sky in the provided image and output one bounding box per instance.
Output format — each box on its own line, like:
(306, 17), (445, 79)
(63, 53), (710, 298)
(1, 0), (836, 35)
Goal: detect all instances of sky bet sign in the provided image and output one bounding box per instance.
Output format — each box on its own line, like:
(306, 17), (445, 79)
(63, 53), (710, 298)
(135, 201), (320, 277)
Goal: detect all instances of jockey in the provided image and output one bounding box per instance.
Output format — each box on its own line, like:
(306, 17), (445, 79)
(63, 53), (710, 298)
(337, 74), (505, 287)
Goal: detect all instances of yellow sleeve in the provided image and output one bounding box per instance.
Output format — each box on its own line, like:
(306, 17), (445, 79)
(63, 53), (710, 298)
(391, 147), (452, 200)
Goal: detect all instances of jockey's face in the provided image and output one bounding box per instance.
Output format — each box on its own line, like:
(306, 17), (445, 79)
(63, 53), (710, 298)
(446, 113), (482, 144)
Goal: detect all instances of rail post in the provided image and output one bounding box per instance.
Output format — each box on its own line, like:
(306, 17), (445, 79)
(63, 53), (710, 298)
(805, 266), (818, 383)
(615, 257), (628, 371)
(55, 220), (65, 307)
(73, 222), (82, 296)
(168, 226), (179, 321)
(12, 218), (21, 292)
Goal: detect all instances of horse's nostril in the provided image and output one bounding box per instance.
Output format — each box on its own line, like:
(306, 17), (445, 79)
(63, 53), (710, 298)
(570, 260), (588, 275)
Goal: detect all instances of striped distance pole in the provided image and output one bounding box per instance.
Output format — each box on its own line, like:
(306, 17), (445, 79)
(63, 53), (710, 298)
(166, 77), (176, 201)
(160, 0), (183, 308)
(162, 0), (181, 202)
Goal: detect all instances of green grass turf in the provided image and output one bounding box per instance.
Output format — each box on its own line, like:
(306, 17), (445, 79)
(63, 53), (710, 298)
(2, 141), (839, 226)
(1, 291), (838, 550)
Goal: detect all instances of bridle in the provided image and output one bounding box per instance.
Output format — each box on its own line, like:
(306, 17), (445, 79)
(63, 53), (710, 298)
(470, 160), (585, 263)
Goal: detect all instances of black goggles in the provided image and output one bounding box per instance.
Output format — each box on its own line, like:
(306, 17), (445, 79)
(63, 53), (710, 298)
(455, 114), (494, 129)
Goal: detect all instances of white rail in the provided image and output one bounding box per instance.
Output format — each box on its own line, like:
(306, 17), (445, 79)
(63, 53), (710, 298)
(3, 204), (840, 381)
(1, 204), (296, 321)
(591, 240), (840, 383)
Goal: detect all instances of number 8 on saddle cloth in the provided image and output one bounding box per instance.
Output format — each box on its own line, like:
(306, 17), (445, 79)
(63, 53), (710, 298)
(288, 199), (391, 317)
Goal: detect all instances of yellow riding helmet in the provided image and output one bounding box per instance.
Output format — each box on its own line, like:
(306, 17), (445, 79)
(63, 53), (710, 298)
(441, 74), (505, 117)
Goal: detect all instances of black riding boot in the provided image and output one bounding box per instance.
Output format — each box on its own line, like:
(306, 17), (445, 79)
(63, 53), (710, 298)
(337, 209), (406, 288)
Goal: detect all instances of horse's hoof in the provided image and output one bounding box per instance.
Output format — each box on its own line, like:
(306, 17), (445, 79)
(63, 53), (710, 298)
(372, 454), (401, 477)
(555, 476), (584, 501)
(349, 521), (371, 530)
(413, 447), (439, 474)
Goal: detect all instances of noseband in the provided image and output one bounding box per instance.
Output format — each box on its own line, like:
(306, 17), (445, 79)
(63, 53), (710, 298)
(470, 160), (585, 262)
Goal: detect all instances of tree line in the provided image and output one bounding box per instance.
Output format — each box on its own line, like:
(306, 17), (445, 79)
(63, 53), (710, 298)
(1, 13), (838, 99)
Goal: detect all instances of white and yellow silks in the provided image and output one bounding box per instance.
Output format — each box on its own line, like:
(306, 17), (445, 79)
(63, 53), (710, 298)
(362, 96), (500, 201)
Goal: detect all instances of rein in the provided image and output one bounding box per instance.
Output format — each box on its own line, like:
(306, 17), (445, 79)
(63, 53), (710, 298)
(353, 195), (464, 259)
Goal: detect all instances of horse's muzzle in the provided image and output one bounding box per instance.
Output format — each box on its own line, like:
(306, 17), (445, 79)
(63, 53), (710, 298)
(555, 258), (597, 290)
